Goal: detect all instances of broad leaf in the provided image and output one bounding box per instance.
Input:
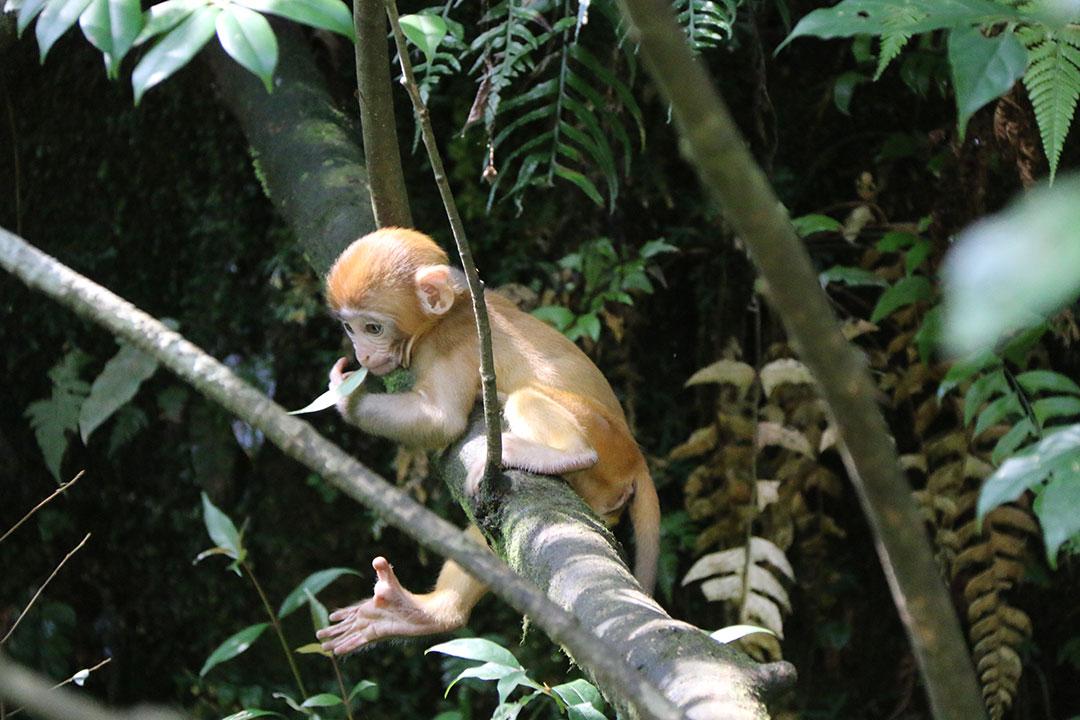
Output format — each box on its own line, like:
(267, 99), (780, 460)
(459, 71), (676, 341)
(551, 679), (603, 711)
(278, 567), (361, 618)
(792, 213), (843, 237)
(399, 14), (447, 65)
(978, 424), (1080, 521)
(948, 27), (1027, 138)
(216, 5), (277, 92)
(200, 491), (243, 560)
(710, 624), (777, 644)
(301, 693), (343, 708)
(348, 679), (379, 702)
(426, 638), (522, 669)
(78, 0), (143, 76)
(131, 4), (220, 104)
(819, 265), (887, 288)
(199, 623), (269, 677)
(79, 342), (158, 443)
(233, 0), (354, 41)
(943, 176), (1080, 354)
(36, 0), (94, 60)
(16, 0), (48, 35)
(870, 276), (932, 322)
(221, 711), (282, 720)
(1035, 469), (1080, 567)
(288, 366), (367, 415)
(134, 0), (205, 45)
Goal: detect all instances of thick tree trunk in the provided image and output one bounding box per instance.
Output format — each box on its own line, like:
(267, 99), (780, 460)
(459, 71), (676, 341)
(207, 27), (375, 274)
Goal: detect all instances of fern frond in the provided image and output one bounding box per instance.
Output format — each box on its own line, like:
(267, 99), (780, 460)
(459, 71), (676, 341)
(1021, 26), (1080, 182)
(874, 6), (927, 80)
(24, 350), (91, 480)
(672, 0), (739, 53)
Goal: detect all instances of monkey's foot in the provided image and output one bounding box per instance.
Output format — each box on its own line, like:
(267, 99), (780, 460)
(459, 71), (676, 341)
(316, 557), (463, 655)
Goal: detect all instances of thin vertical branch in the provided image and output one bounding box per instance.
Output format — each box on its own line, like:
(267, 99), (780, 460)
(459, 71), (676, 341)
(241, 561), (308, 698)
(615, 1), (987, 718)
(384, 0), (502, 484)
(354, 0), (413, 227)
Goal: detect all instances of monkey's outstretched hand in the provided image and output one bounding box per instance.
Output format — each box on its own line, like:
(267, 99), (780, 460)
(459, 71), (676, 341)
(316, 557), (466, 654)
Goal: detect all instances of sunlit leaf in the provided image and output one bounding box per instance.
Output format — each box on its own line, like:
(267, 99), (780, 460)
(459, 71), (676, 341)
(978, 424), (1080, 521)
(78, 0), (143, 76)
(199, 623), (269, 677)
(36, 0), (94, 61)
(131, 4), (220, 104)
(288, 366), (368, 415)
(233, 0), (354, 41)
(216, 5), (277, 92)
(399, 14), (447, 65)
(427, 638), (522, 669)
(710, 624), (777, 644)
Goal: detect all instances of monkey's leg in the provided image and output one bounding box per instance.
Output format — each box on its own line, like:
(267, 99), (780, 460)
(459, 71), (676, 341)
(316, 527), (488, 655)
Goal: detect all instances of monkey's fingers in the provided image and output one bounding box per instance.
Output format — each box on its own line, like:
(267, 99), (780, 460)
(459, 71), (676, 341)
(329, 356), (349, 386)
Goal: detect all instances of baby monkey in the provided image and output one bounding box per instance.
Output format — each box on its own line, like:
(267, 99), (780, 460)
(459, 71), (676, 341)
(316, 227), (659, 654)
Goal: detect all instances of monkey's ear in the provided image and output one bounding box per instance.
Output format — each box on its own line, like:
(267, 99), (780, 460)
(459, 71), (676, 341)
(415, 265), (456, 315)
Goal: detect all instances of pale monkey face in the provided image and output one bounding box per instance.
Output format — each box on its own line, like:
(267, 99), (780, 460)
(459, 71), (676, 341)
(339, 309), (404, 376)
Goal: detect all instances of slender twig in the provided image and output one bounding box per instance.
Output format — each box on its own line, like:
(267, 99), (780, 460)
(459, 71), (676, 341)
(6, 658), (112, 718)
(615, 1), (987, 718)
(0, 471), (85, 545)
(241, 561), (307, 698)
(354, 0), (413, 227)
(330, 656), (355, 720)
(385, 0), (503, 484)
(1, 533), (91, 646)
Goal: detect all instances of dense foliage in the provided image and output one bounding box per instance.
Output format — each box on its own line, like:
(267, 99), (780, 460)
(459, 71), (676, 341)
(4, 1), (1080, 719)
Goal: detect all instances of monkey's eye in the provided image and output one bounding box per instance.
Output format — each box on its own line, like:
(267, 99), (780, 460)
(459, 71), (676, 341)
(341, 321), (354, 335)
(365, 322), (384, 336)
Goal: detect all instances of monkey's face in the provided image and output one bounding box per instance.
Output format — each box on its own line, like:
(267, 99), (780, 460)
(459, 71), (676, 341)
(339, 309), (406, 376)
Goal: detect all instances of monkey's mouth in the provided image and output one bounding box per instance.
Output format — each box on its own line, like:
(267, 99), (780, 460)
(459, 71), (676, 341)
(364, 358), (398, 376)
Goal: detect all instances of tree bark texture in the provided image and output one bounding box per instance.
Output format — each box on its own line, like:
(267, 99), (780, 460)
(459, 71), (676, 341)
(443, 418), (795, 720)
(353, 0), (412, 227)
(207, 27), (375, 275)
(615, 2), (987, 719)
(0, 228), (684, 720)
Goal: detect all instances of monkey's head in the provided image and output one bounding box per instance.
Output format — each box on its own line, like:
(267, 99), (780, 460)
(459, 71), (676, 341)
(326, 228), (462, 375)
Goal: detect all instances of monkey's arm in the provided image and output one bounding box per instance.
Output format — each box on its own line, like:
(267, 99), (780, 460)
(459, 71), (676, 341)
(330, 357), (476, 448)
(316, 527), (489, 654)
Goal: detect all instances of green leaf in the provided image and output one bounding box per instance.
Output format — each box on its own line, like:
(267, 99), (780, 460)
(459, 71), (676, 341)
(78, 0), (143, 76)
(1033, 395), (1080, 425)
(710, 624), (778, 644)
(348, 680), (379, 702)
(779, 0), (1019, 52)
(78, 342), (158, 443)
(1035, 468), (1080, 568)
(991, 418), (1035, 465)
(870, 275), (933, 322)
(446, 662), (522, 694)
(301, 693), (343, 708)
(233, 0), (354, 41)
(567, 704), (608, 720)
(199, 623), (269, 677)
(568, 313), (601, 342)
(974, 393), (1022, 437)
(399, 14), (447, 65)
(200, 491), (243, 560)
(278, 567), (361, 618)
(1017, 370), (1080, 396)
(288, 366), (368, 415)
(962, 369), (1007, 427)
(791, 213), (843, 237)
(221, 711), (283, 720)
(877, 230), (919, 252)
(305, 589), (329, 630)
(938, 349), (998, 397)
(552, 165), (603, 206)
(915, 305), (942, 364)
(1021, 27), (1080, 183)
(833, 70), (868, 114)
(904, 238), (932, 275)
(531, 305), (575, 331)
(16, 0), (48, 35)
(819, 265), (887, 288)
(551, 679), (603, 710)
(131, 4), (220, 104)
(134, 0), (205, 45)
(949, 27), (1028, 138)
(36, 0), (94, 61)
(25, 350), (91, 480)
(943, 176), (1080, 354)
(978, 424), (1080, 521)
(640, 238), (679, 258)
(426, 638), (523, 669)
(216, 5), (277, 92)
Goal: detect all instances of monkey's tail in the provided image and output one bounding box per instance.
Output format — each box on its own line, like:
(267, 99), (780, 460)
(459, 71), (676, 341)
(629, 464), (661, 596)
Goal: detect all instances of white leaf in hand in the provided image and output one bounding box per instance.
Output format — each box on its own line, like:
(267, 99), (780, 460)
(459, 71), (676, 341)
(289, 367), (369, 415)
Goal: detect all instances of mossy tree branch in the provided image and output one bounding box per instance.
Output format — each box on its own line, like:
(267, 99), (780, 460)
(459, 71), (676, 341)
(614, 2), (986, 718)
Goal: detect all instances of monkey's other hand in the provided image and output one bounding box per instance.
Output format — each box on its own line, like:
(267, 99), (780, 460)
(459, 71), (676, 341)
(316, 557), (463, 654)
